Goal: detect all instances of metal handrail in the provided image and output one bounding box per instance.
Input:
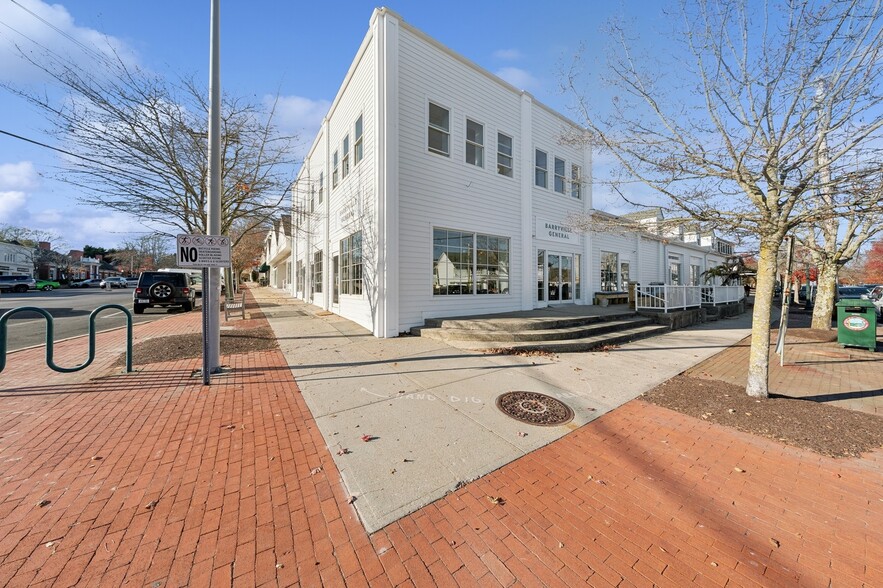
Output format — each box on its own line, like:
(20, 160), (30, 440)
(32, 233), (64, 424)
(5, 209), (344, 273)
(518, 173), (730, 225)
(634, 284), (744, 311)
(0, 304), (133, 373)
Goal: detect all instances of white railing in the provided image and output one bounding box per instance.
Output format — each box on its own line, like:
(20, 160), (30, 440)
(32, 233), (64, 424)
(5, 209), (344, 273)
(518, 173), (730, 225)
(634, 284), (744, 312)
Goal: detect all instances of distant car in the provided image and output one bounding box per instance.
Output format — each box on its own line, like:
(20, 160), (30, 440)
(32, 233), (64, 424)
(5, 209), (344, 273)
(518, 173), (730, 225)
(71, 278), (103, 288)
(866, 285), (883, 317)
(35, 279), (61, 291)
(0, 275), (36, 293)
(100, 277), (129, 289)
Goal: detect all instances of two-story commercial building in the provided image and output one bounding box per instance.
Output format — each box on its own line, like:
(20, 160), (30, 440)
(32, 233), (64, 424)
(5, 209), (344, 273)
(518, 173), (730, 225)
(281, 8), (732, 337)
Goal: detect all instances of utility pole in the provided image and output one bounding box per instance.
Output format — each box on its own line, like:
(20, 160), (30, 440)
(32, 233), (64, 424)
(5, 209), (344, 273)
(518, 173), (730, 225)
(204, 0), (222, 382)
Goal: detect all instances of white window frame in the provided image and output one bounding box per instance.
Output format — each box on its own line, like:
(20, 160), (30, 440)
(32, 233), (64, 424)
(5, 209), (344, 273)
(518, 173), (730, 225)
(342, 134), (350, 179)
(427, 101), (451, 157)
(465, 118), (484, 168)
(354, 115), (364, 166)
(571, 164), (582, 199)
(554, 157), (566, 194)
(497, 132), (513, 177)
(318, 171), (324, 204)
(332, 150), (339, 188)
(535, 149), (548, 188)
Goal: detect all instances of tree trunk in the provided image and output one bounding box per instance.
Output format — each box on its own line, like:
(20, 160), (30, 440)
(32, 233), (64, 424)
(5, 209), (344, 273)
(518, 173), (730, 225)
(745, 239), (780, 398)
(811, 260), (838, 330)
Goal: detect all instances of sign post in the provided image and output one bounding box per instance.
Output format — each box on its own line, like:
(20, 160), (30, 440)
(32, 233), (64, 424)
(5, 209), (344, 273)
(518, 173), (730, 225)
(178, 234), (231, 384)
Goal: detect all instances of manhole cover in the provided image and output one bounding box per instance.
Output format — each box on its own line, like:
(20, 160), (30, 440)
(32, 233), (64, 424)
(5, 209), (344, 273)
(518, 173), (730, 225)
(495, 391), (574, 426)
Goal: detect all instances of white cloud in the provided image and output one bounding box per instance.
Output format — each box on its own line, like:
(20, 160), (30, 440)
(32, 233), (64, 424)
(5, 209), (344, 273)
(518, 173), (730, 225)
(268, 95), (332, 136)
(0, 190), (28, 219)
(0, 0), (137, 84)
(0, 161), (40, 191)
(493, 48), (522, 61)
(494, 67), (540, 91)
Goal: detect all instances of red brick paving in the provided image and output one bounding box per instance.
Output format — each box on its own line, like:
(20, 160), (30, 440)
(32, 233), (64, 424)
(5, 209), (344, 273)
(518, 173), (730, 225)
(0, 291), (880, 586)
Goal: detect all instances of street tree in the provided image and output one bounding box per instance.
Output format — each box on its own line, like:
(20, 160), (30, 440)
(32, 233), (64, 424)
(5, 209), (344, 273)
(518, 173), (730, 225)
(566, 0), (883, 397)
(3, 45), (297, 249)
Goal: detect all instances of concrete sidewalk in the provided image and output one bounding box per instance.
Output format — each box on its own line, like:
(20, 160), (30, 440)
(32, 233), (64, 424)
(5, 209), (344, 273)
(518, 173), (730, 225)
(0, 286), (880, 587)
(255, 287), (754, 532)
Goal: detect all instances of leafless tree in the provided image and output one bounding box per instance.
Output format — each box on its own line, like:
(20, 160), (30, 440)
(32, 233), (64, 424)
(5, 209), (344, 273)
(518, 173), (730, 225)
(565, 0), (883, 397)
(3, 44), (297, 249)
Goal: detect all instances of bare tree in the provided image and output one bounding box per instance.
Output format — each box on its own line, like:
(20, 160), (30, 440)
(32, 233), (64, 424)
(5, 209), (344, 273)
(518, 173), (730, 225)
(3, 45), (297, 248)
(566, 0), (883, 397)
(797, 177), (883, 328)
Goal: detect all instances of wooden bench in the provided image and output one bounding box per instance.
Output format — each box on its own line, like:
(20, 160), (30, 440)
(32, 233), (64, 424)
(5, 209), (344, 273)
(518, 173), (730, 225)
(224, 292), (245, 320)
(594, 292), (629, 306)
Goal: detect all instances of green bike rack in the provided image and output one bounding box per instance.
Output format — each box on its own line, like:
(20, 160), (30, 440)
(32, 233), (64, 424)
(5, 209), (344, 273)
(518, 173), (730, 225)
(0, 304), (133, 374)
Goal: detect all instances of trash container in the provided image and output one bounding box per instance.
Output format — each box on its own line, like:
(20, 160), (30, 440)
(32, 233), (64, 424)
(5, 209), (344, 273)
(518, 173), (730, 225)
(836, 299), (878, 351)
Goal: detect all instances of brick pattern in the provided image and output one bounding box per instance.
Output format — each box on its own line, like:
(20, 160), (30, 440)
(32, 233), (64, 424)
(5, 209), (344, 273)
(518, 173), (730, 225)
(0, 290), (880, 586)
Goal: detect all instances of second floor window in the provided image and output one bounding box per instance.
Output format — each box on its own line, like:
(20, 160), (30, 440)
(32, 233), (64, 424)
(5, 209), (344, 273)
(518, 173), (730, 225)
(497, 133), (513, 177)
(465, 119), (483, 167)
(535, 149), (548, 188)
(318, 171), (324, 204)
(571, 164), (582, 199)
(554, 157), (566, 194)
(354, 115), (364, 165)
(428, 102), (450, 156)
(332, 150), (339, 188)
(342, 135), (350, 179)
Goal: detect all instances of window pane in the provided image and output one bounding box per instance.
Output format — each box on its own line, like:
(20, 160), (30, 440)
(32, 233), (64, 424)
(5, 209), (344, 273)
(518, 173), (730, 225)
(428, 128), (449, 155)
(429, 103), (449, 130)
(554, 157), (566, 193)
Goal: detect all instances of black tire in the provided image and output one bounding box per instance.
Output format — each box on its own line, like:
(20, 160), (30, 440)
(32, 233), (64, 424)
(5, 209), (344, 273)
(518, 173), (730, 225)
(133, 304), (145, 314)
(149, 281), (174, 301)
(14, 284), (27, 293)
(183, 301), (193, 312)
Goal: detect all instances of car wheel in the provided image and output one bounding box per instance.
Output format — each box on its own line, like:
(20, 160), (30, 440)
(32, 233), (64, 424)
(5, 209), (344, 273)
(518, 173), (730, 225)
(183, 301), (193, 312)
(133, 304), (145, 314)
(42, 285), (53, 291)
(14, 285), (28, 293)
(149, 282), (174, 301)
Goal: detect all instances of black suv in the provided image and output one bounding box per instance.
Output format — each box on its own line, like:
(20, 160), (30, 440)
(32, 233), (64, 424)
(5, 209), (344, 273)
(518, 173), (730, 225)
(133, 271), (196, 314)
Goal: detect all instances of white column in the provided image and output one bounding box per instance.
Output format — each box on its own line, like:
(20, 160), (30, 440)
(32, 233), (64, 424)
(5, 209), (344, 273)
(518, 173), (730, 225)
(519, 94), (533, 310)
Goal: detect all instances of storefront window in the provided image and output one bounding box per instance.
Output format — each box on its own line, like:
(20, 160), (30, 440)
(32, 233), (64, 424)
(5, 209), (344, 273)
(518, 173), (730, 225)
(433, 228), (509, 295)
(669, 254), (682, 285)
(620, 262), (630, 290)
(600, 251), (618, 292)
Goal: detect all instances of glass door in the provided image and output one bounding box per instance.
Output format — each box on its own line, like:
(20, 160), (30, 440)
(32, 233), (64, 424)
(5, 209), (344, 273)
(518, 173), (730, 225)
(548, 254), (561, 301)
(547, 253), (575, 303)
(332, 255), (339, 304)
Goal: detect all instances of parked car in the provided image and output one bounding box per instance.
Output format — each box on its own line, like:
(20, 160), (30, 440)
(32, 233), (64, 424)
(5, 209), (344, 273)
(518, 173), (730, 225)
(35, 279), (61, 291)
(132, 271), (196, 314)
(100, 277), (129, 289)
(866, 285), (883, 317)
(0, 275), (36, 293)
(837, 286), (872, 300)
(71, 278), (104, 288)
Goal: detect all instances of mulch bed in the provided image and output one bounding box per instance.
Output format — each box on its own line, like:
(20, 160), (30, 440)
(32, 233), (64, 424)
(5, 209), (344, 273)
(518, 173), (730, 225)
(642, 374), (883, 458)
(114, 326), (278, 367)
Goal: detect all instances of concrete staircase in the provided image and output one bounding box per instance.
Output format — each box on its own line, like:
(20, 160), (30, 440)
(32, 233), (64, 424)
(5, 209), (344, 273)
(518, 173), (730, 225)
(411, 311), (670, 353)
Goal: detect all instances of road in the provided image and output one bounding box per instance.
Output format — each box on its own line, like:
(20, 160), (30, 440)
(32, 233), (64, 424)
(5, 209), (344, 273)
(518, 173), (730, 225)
(0, 287), (195, 352)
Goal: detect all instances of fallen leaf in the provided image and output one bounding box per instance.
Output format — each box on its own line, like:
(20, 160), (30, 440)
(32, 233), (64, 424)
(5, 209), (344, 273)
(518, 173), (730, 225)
(710, 561), (718, 567)
(402, 458), (413, 463)
(487, 496), (505, 505)
(734, 467), (745, 473)
(37, 500), (50, 507)
(275, 563), (284, 569)
(390, 469), (397, 474)
(558, 541), (564, 548)
(769, 538), (780, 548)
(91, 456), (103, 461)
(727, 409), (736, 414)
(144, 500), (158, 510)
(361, 434), (375, 442)
(516, 432), (527, 438)
(310, 467), (322, 476)
(347, 496), (357, 504)
(337, 448), (350, 456)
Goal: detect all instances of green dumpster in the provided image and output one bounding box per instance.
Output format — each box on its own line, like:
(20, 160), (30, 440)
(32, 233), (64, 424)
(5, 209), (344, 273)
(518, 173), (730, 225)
(836, 299), (877, 351)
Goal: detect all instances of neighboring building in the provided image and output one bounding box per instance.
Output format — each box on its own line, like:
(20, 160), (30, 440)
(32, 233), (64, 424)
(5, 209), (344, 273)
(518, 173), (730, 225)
(284, 8), (732, 337)
(0, 240), (33, 277)
(263, 216), (292, 289)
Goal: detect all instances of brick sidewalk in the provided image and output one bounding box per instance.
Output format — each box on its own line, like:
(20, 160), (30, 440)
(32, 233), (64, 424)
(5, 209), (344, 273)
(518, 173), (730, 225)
(0, 293), (880, 586)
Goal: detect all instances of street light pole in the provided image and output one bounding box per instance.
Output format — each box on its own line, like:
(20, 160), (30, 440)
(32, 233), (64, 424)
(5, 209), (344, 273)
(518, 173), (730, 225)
(204, 0), (222, 381)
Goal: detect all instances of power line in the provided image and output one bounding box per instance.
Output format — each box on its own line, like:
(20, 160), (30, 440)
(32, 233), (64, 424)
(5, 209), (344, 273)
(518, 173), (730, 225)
(0, 127), (138, 177)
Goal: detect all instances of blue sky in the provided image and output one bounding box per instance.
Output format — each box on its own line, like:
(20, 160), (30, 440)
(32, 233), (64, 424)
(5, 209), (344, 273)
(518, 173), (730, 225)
(0, 0), (665, 250)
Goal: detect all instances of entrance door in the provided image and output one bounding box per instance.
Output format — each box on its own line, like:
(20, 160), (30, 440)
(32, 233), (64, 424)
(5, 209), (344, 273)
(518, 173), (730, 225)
(332, 255), (339, 305)
(546, 253), (574, 303)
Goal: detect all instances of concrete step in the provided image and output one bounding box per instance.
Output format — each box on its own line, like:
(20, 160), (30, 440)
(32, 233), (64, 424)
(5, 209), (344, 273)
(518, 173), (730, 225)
(413, 316), (656, 343)
(451, 324), (672, 353)
(422, 312), (637, 332)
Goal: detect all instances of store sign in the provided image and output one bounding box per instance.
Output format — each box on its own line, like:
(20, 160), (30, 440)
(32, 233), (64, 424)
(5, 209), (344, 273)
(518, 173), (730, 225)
(536, 218), (577, 244)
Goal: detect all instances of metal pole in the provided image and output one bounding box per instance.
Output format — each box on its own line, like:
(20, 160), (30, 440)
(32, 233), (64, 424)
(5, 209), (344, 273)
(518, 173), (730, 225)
(776, 236), (795, 365)
(205, 0), (222, 377)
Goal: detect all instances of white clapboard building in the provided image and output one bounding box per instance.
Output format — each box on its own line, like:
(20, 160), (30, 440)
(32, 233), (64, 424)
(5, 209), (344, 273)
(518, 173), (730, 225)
(281, 8), (732, 337)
